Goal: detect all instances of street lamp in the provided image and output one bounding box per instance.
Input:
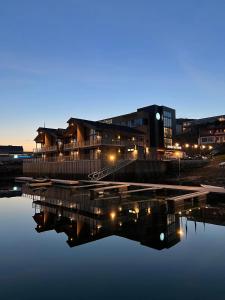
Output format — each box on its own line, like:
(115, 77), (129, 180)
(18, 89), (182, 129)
(175, 151), (181, 179)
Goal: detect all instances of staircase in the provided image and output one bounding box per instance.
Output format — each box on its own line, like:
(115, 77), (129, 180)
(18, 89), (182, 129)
(88, 159), (136, 181)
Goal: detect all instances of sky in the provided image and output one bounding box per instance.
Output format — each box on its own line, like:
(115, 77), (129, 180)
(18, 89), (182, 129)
(0, 0), (225, 150)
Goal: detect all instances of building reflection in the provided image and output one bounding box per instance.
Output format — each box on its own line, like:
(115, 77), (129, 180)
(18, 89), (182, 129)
(22, 185), (225, 250)
(22, 185), (185, 250)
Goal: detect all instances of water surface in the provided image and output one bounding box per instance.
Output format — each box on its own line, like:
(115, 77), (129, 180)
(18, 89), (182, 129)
(1, 184), (225, 300)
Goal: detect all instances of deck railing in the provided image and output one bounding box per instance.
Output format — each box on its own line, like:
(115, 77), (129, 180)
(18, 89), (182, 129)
(34, 139), (144, 154)
(34, 145), (57, 153)
(64, 138), (144, 150)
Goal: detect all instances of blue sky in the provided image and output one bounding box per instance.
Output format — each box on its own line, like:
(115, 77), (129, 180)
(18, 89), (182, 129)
(0, 0), (225, 150)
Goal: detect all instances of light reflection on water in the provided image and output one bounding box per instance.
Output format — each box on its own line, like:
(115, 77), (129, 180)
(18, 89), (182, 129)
(1, 184), (225, 300)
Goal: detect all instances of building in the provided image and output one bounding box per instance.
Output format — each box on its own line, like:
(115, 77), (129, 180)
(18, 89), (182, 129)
(34, 119), (145, 161)
(100, 105), (176, 159)
(0, 145), (24, 161)
(175, 115), (225, 148)
(34, 105), (176, 161)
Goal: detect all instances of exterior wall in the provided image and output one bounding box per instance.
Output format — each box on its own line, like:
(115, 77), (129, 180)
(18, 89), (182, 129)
(100, 105), (176, 152)
(23, 159), (169, 181)
(23, 159), (104, 179)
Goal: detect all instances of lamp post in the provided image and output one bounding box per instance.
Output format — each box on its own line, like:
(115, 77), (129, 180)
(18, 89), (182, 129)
(175, 151), (181, 180)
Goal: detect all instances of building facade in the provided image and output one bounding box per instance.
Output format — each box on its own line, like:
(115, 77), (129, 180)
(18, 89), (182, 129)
(100, 105), (176, 159)
(34, 105), (176, 161)
(176, 115), (225, 146)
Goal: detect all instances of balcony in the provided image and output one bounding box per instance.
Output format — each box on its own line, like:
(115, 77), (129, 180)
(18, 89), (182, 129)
(64, 138), (144, 150)
(34, 145), (58, 153)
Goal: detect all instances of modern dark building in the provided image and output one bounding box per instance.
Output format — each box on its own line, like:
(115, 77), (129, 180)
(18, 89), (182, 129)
(100, 105), (176, 159)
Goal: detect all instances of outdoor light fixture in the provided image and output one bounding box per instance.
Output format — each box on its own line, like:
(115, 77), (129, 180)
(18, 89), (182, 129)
(110, 212), (116, 220)
(109, 154), (115, 162)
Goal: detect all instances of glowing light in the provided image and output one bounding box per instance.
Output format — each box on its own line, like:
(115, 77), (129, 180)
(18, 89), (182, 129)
(202, 145), (206, 149)
(109, 155), (115, 162)
(185, 144), (189, 148)
(13, 186), (18, 191)
(14, 155), (18, 159)
(118, 206), (122, 212)
(134, 207), (139, 214)
(175, 143), (179, 147)
(110, 212), (116, 220)
(117, 135), (120, 140)
(178, 211), (182, 215)
(194, 144), (198, 149)
(147, 207), (151, 215)
(175, 151), (181, 158)
(97, 225), (102, 229)
(160, 233), (165, 241)
(177, 229), (184, 236)
(119, 222), (123, 227)
(209, 146), (213, 150)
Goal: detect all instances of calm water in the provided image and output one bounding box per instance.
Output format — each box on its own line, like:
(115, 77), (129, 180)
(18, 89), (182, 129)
(1, 183), (225, 300)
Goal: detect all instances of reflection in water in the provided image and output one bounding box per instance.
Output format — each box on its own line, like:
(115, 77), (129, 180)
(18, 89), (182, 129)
(21, 184), (225, 251)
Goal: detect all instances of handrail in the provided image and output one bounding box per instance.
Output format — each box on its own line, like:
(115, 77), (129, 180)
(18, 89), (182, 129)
(88, 159), (136, 181)
(64, 139), (144, 149)
(34, 145), (57, 153)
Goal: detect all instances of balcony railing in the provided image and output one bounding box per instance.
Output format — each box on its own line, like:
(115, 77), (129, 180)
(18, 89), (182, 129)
(34, 145), (58, 153)
(34, 139), (144, 154)
(64, 138), (144, 150)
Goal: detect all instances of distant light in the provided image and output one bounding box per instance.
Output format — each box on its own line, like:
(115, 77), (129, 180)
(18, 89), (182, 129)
(14, 155), (18, 159)
(185, 144), (190, 148)
(194, 144), (198, 149)
(209, 146), (213, 150)
(178, 211), (182, 215)
(13, 186), (18, 191)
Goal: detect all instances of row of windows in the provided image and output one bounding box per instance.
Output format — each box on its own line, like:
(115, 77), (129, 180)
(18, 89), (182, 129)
(164, 111), (172, 118)
(164, 117), (172, 128)
(164, 138), (172, 147)
(118, 118), (147, 128)
(164, 127), (172, 138)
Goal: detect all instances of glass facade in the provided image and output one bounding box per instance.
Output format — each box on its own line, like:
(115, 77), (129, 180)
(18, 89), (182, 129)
(163, 111), (173, 147)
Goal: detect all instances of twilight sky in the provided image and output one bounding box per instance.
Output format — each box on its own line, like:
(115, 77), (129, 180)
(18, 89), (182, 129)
(0, 0), (225, 150)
